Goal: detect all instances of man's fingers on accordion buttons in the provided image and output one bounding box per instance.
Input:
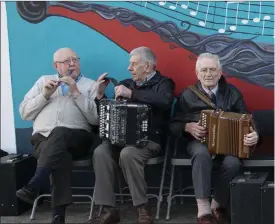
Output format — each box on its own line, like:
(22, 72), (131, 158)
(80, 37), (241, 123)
(193, 133), (199, 140)
(196, 136), (202, 141)
(192, 131), (198, 139)
(197, 131), (205, 137)
(194, 131), (203, 139)
(197, 125), (206, 131)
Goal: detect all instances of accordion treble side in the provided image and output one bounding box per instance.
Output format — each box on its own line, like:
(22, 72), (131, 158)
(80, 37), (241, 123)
(99, 99), (151, 147)
(200, 110), (253, 158)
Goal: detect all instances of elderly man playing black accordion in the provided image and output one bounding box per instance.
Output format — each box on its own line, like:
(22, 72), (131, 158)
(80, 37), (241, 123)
(170, 53), (259, 224)
(91, 46), (175, 224)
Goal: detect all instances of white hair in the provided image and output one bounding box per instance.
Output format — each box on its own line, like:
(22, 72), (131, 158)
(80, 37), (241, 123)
(130, 46), (157, 66)
(53, 48), (76, 62)
(196, 52), (222, 71)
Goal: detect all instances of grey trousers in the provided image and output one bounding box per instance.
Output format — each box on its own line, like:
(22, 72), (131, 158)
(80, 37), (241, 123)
(93, 140), (160, 207)
(187, 140), (242, 208)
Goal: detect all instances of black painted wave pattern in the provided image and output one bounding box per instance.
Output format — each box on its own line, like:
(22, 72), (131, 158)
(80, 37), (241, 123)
(16, 1), (274, 88)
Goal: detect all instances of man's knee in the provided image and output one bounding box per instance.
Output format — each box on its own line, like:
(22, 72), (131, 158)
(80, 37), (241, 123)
(195, 148), (211, 158)
(119, 146), (136, 164)
(188, 141), (211, 161)
(93, 142), (112, 160)
(223, 156), (242, 174)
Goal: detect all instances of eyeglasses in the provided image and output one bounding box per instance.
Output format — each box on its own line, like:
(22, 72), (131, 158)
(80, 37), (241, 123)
(56, 57), (80, 65)
(199, 68), (219, 74)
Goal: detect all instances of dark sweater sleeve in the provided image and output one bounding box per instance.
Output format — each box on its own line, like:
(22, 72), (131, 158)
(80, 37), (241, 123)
(232, 88), (248, 114)
(120, 79), (175, 110)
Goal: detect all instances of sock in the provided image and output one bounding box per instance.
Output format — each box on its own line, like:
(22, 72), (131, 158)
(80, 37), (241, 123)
(211, 198), (221, 210)
(52, 205), (66, 219)
(27, 167), (51, 191)
(197, 198), (211, 218)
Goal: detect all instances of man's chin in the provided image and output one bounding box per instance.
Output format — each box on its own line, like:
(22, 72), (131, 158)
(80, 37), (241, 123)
(69, 70), (79, 78)
(204, 81), (216, 86)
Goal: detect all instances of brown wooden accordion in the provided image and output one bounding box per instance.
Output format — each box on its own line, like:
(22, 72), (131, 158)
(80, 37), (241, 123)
(200, 110), (253, 158)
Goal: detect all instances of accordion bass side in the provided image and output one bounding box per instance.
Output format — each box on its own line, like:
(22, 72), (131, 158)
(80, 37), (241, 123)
(99, 99), (151, 147)
(200, 110), (253, 158)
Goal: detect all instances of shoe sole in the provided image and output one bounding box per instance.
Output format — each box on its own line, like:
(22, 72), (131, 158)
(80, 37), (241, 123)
(16, 191), (35, 204)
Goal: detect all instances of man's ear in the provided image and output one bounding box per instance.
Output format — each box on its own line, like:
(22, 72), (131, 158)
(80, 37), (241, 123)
(195, 70), (200, 79)
(145, 62), (150, 71)
(147, 62), (155, 73)
(53, 62), (58, 69)
(217, 69), (222, 78)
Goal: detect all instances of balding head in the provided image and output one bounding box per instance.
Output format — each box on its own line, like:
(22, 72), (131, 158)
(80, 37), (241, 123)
(53, 48), (78, 62)
(53, 48), (80, 79)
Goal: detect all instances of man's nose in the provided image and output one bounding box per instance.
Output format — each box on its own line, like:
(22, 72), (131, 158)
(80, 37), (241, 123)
(69, 59), (75, 65)
(205, 69), (211, 75)
(205, 71), (213, 77)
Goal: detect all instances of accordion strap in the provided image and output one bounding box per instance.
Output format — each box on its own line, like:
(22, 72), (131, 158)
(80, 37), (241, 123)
(188, 85), (218, 110)
(104, 77), (119, 86)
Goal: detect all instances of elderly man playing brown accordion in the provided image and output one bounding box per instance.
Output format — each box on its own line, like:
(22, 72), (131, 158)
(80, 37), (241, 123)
(170, 53), (259, 224)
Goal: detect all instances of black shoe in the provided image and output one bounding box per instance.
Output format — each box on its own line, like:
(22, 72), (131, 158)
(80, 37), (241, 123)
(16, 187), (37, 204)
(51, 215), (65, 224)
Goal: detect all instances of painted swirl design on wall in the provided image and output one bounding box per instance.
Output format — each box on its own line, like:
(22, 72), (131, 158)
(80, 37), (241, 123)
(16, 1), (274, 88)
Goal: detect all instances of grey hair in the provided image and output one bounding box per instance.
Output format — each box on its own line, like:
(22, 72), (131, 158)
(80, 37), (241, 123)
(130, 46), (157, 66)
(196, 53), (222, 71)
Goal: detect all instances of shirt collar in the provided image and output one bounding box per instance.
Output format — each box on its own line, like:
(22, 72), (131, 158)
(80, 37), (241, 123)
(135, 71), (156, 86)
(58, 73), (83, 82)
(202, 84), (218, 95)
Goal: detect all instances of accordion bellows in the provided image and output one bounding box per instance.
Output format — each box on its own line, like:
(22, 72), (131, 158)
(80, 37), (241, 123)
(99, 99), (151, 147)
(200, 110), (253, 158)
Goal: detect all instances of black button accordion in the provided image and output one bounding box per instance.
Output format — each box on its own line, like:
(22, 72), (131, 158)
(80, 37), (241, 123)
(99, 99), (151, 147)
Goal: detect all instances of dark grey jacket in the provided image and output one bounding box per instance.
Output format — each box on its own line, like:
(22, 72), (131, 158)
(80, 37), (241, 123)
(120, 71), (175, 147)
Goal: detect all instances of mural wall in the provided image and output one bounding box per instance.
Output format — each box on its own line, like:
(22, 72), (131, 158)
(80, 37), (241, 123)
(5, 1), (274, 154)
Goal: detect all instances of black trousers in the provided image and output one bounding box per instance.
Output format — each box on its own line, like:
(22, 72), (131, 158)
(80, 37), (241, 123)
(30, 127), (96, 207)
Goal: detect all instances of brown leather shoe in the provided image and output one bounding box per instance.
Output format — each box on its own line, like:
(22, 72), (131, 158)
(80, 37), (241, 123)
(136, 203), (153, 224)
(89, 206), (120, 224)
(212, 208), (229, 224)
(197, 214), (214, 224)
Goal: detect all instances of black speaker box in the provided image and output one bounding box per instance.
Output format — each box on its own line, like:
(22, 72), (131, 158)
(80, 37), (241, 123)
(230, 172), (268, 224)
(261, 181), (274, 224)
(0, 154), (37, 216)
